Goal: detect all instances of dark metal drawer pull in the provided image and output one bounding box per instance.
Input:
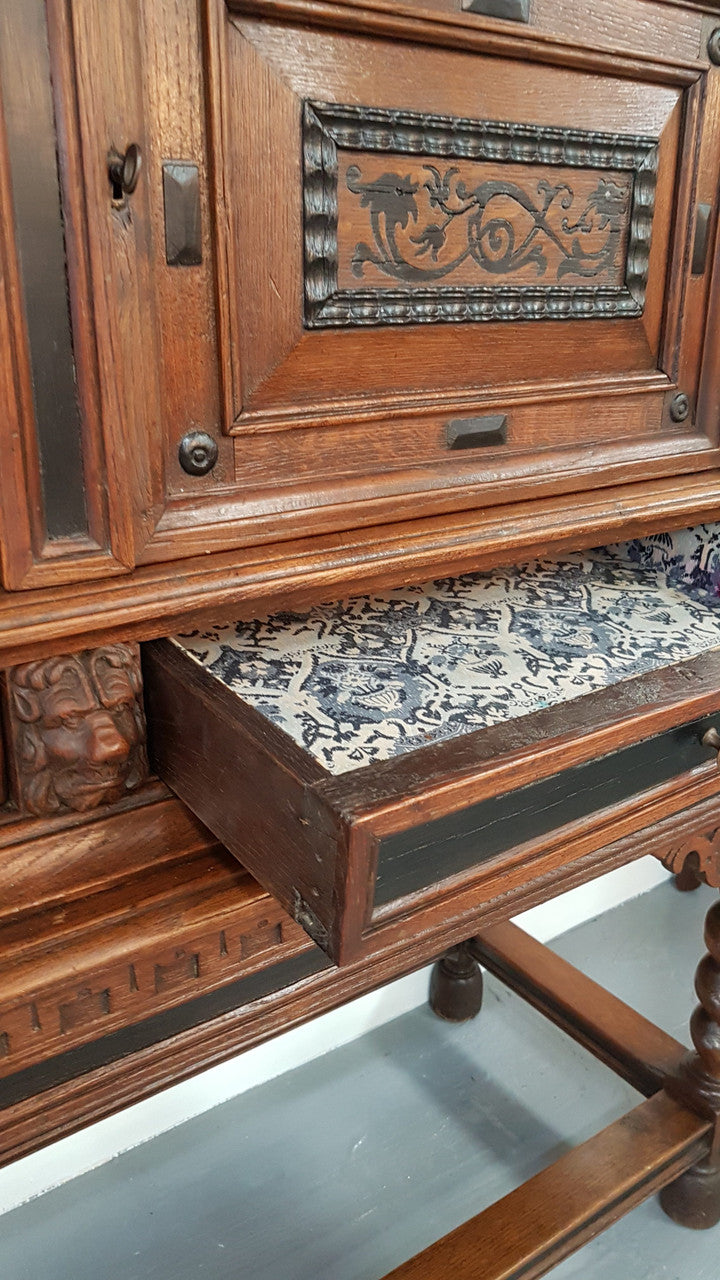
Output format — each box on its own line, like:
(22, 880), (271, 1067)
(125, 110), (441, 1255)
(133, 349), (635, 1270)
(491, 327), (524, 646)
(163, 162), (202, 266)
(692, 204), (712, 276)
(462, 0), (530, 21)
(446, 415), (508, 450)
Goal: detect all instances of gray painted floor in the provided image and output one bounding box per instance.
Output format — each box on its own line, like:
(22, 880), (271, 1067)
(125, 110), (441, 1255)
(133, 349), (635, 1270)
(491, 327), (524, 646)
(1, 880), (716, 1280)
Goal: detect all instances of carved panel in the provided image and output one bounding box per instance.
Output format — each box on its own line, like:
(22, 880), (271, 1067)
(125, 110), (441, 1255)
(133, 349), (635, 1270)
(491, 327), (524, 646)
(4, 643), (148, 816)
(0, 898), (305, 1077)
(304, 102), (657, 328)
(659, 825), (720, 889)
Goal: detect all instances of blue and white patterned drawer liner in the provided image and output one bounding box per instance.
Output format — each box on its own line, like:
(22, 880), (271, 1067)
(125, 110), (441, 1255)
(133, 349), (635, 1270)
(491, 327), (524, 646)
(173, 524), (720, 776)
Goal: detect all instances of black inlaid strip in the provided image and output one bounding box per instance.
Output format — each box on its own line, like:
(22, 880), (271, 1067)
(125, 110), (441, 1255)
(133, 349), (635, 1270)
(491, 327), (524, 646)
(0, 949), (328, 1111)
(0, 0), (88, 540)
(374, 716), (717, 908)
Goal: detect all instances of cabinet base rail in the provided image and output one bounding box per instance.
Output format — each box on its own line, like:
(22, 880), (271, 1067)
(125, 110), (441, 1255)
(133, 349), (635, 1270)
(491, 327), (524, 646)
(387, 921), (717, 1279)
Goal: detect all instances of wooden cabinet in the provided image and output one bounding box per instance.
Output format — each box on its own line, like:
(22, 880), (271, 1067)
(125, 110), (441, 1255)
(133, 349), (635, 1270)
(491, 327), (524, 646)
(5, 5), (720, 1265)
(1, 0), (720, 640)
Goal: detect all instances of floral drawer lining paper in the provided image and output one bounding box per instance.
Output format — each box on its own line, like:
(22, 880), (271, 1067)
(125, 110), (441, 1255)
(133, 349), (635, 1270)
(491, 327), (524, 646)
(173, 525), (720, 776)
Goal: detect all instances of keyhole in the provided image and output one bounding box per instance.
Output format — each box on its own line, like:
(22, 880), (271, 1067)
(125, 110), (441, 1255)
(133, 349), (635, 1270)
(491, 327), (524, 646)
(108, 145), (142, 205)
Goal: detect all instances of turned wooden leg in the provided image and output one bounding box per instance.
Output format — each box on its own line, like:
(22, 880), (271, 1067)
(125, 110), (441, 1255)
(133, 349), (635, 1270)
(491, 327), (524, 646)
(429, 940), (484, 1023)
(674, 852), (704, 893)
(661, 895), (720, 1229)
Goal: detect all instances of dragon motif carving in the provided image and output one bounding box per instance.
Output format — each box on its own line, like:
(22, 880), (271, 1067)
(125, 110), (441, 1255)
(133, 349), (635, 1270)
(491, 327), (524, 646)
(303, 101), (658, 329)
(348, 166), (629, 286)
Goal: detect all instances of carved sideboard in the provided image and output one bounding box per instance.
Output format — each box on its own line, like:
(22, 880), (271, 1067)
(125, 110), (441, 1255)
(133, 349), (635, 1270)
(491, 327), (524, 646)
(3, 1), (720, 1276)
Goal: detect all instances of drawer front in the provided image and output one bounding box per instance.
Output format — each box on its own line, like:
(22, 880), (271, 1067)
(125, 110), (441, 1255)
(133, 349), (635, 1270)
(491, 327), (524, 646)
(374, 715), (720, 908)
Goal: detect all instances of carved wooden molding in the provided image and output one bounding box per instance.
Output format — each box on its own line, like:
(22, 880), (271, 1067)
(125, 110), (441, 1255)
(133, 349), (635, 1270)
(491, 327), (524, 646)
(303, 101), (658, 328)
(0, 887), (307, 1078)
(3, 643), (148, 816)
(658, 825), (720, 889)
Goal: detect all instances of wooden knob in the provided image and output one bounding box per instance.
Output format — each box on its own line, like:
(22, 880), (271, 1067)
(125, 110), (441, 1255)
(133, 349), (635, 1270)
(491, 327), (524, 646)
(702, 727), (720, 759)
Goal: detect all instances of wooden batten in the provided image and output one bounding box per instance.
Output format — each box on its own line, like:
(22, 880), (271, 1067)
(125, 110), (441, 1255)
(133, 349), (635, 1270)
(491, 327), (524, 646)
(384, 1094), (711, 1280)
(471, 922), (688, 1096)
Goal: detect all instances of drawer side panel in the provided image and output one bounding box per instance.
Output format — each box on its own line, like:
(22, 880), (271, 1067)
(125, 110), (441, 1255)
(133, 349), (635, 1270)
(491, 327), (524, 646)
(143, 640), (342, 954)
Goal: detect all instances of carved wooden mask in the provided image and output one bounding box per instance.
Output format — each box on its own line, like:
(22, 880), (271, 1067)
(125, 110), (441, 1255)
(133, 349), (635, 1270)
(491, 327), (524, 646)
(5, 643), (148, 816)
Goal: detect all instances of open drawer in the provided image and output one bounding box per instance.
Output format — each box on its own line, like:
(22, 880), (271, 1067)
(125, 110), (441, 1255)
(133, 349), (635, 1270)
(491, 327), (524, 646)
(144, 525), (720, 965)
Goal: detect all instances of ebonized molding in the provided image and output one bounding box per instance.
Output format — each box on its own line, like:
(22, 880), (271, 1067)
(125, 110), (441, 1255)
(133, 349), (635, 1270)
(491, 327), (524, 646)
(303, 101), (658, 327)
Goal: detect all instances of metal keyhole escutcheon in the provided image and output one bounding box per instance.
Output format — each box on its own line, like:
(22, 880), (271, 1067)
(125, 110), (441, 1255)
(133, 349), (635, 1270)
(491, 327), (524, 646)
(108, 143), (142, 200)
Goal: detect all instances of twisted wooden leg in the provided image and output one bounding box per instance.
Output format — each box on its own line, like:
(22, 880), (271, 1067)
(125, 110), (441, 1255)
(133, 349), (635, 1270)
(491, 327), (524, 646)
(661, 896), (720, 1229)
(429, 940), (484, 1023)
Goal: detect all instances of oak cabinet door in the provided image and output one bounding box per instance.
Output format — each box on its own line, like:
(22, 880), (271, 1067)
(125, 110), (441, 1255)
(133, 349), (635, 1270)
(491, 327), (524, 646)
(0, 0), (135, 589)
(203, 1), (719, 536)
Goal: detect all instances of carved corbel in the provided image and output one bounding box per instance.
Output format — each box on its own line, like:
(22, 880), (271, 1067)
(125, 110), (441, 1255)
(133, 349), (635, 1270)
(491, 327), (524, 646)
(2, 643), (148, 817)
(657, 827), (720, 891)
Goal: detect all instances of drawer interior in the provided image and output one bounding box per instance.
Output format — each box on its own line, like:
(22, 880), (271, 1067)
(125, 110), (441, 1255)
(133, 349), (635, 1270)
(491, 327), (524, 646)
(171, 525), (720, 775)
(146, 523), (720, 962)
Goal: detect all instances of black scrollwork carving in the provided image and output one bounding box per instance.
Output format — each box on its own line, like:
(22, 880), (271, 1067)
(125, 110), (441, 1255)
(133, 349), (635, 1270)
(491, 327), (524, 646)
(303, 102), (658, 329)
(347, 165), (629, 285)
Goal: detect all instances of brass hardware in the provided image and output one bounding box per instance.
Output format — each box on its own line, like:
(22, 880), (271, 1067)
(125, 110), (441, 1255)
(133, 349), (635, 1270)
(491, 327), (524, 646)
(709, 29), (720, 66)
(178, 431), (218, 476)
(108, 143), (142, 201)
